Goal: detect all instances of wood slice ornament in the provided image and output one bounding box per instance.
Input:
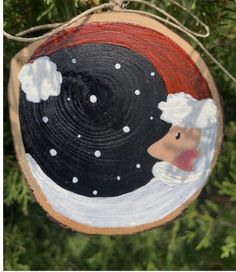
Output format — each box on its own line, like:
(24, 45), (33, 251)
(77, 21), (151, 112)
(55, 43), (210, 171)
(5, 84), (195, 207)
(8, 11), (223, 235)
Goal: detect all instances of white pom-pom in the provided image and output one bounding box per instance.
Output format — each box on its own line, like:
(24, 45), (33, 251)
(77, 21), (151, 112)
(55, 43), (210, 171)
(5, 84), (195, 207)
(18, 56), (62, 103)
(158, 92), (217, 129)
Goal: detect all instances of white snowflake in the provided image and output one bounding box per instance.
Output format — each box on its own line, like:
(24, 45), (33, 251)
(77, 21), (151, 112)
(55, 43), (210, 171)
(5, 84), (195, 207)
(72, 177), (78, 183)
(115, 63), (121, 69)
(49, 149), (57, 156)
(123, 126), (130, 133)
(94, 150), (101, 158)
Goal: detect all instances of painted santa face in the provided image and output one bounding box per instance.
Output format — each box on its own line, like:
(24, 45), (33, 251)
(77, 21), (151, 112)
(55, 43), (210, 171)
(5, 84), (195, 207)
(147, 125), (201, 172)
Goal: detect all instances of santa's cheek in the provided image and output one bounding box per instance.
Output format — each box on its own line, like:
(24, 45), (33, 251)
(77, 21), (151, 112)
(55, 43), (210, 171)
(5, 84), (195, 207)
(174, 149), (199, 172)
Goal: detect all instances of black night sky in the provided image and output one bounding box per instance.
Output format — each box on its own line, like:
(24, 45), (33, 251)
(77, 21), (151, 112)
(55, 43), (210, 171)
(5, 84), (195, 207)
(20, 44), (171, 197)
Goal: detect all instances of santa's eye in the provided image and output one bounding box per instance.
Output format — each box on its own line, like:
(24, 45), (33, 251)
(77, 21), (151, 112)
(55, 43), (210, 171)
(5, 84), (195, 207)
(175, 132), (181, 140)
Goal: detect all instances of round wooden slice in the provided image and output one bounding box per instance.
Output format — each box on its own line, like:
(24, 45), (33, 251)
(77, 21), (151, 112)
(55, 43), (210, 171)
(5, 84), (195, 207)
(8, 11), (223, 235)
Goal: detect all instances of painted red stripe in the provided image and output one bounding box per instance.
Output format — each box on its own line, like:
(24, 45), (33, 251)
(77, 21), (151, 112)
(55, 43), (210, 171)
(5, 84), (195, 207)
(31, 23), (211, 99)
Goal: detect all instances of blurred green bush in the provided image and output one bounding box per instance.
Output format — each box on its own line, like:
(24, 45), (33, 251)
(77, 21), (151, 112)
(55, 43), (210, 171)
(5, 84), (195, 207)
(4, 0), (236, 270)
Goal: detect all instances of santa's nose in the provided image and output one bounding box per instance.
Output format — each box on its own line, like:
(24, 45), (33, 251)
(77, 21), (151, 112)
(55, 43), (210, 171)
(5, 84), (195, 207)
(147, 125), (201, 172)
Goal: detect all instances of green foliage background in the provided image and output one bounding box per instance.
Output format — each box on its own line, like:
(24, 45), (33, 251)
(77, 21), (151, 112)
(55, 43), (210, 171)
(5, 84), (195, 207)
(4, 0), (236, 270)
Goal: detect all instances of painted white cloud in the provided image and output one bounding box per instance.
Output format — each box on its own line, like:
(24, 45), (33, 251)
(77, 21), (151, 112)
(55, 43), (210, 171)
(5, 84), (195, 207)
(18, 56), (62, 103)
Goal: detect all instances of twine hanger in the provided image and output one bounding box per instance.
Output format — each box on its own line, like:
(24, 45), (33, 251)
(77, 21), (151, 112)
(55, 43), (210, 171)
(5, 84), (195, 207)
(3, 0), (236, 83)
